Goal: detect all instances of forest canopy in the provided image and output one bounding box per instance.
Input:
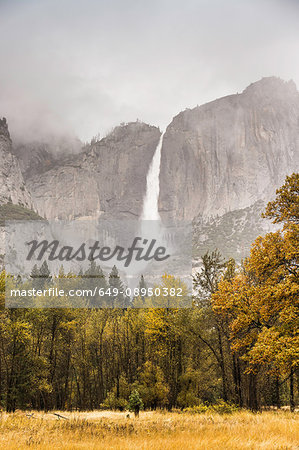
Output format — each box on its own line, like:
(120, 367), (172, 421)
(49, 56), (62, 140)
(0, 174), (298, 412)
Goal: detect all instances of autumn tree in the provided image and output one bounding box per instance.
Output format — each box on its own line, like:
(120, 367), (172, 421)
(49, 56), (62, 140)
(193, 251), (233, 402)
(212, 173), (299, 411)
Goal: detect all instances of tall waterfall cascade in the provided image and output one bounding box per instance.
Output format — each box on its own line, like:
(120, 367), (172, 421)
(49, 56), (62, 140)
(141, 132), (164, 220)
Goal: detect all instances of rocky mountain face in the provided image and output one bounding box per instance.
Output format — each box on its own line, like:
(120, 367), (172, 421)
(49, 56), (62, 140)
(12, 135), (82, 179)
(2, 77), (299, 262)
(26, 122), (160, 220)
(0, 118), (33, 208)
(192, 200), (278, 264)
(159, 77), (299, 221)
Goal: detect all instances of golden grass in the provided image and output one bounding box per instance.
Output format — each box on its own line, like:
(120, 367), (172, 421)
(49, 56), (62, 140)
(0, 410), (298, 449)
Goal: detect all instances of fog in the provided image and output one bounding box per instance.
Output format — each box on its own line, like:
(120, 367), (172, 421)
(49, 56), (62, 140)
(0, 0), (299, 143)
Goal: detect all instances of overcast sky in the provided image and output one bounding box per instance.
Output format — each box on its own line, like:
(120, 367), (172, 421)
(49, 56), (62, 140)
(0, 0), (299, 142)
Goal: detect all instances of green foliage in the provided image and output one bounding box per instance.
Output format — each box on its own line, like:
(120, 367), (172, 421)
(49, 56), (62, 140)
(0, 203), (43, 226)
(183, 401), (238, 415)
(193, 249), (226, 303)
(177, 391), (201, 408)
(108, 265), (129, 307)
(209, 400), (239, 414)
(39, 261), (50, 278)
(128, 390), (143, 416)
(100, 374), (130, 410)
(183, 403), (209, 414)
(84, 261), (108, 307)
(177, 368), (202, 408)
(136, 361), (169, 409)
(100, 391), (128, 411)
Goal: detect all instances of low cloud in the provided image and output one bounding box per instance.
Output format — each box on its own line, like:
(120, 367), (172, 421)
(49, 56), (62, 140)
(0, 0), (299, 142)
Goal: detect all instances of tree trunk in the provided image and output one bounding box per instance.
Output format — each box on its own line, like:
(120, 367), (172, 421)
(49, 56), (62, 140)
(274, 375), (280, 408)
(248, 373), (258, 411)
(217, 327), (227, 401)
(290, 367), (295, 412)
(232, 354), (242, 406)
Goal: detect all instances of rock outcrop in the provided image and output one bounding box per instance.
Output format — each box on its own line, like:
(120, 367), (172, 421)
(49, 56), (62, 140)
(0, 118), (33, 208)
(27, 122), (161, 220)
(12, 135), (82, 179)
(193, 200), (278, 263)
(159, 77), (299, 220)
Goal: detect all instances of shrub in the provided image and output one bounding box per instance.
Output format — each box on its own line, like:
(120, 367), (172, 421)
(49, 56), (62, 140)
(128, 390), (144, 417)
(183, 403), (209, 414)
(136, 362), (169, 409)
(177, 391), (201, 408)
(183, 401), (238, 415)
(100, 392), (127, 411)
(210, 400), (239, 414)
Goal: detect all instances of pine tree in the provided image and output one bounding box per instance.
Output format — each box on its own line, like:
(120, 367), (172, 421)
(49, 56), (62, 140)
(84, 260), (100, 278)
(40, 261), (50, 278)
(84, 261), (108, 307)
(139, 275), (147, 302)
(31, 261), (51, 289)
(128, 389), (143, 417)
(58, 265), (65, 278)
(30, 264), (39, 278)
(108, 265), (128, 308)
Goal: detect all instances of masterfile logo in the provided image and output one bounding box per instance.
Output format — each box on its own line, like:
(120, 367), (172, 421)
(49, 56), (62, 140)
(26, 237), (170, 267)
(5, 219), (192, 308)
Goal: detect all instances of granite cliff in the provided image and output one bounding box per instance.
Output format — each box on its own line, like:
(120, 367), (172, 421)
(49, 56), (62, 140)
(26, 122), (161, 220)
(0, 118), (33, 208)
(159, 77), (299, 220)
(12, 135), (82, 179)
(192, 200), (277, 264)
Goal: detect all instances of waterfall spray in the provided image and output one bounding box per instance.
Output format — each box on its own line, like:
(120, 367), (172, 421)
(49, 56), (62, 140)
(128, 131), (166, 288)
(141, 132), (164, 220)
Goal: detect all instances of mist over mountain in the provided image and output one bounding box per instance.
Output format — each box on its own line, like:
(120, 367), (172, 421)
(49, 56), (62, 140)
(12, 135), (83, 179)
(1, 77), (299, 261)
(26, 122), (160, 220)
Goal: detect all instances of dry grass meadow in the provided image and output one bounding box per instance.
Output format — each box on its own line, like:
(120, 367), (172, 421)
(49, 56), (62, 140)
(0, 409), (298, 449)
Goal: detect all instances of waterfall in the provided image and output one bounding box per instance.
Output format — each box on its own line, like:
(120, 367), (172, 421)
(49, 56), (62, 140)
(141, 132), (164, 220)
